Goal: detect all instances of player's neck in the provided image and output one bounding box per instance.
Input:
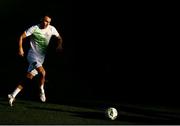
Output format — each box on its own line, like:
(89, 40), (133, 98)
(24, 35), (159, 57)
(39, 24), (49, 29)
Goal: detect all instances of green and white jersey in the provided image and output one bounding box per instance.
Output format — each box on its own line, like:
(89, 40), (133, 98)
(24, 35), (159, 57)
(25, 24), (60, 54)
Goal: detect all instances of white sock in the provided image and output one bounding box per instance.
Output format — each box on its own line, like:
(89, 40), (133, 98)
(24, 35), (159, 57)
(12, 88), (21, 98)
(40, 85), (45, 94)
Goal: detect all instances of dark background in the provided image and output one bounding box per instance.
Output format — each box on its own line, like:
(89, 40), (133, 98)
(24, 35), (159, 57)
(0, 1), (178, 106)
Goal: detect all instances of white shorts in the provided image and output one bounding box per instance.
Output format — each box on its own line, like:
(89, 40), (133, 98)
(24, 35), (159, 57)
(27, 50), (45, 76)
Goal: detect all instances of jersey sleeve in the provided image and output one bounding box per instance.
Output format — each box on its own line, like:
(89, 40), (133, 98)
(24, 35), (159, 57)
(25, 25), (37, 37)
(51, 26), (60, 37)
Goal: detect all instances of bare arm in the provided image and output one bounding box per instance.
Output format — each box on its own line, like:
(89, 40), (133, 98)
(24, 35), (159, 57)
(56, 35), (63, 51)
(18, 32), (27, 57)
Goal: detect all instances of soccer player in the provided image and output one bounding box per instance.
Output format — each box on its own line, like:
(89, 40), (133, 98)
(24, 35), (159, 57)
(8, 15), (63, 106)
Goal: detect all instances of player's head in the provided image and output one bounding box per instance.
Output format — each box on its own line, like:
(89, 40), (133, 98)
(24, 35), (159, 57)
(41, 15), (51, 28)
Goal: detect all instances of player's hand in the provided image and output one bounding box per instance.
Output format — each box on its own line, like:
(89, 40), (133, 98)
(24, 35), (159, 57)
(56, 45), (63, 53)
(18, 48), (24, 57)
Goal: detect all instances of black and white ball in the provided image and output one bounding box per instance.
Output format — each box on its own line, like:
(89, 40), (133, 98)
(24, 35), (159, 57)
(105, 107), (118, 120)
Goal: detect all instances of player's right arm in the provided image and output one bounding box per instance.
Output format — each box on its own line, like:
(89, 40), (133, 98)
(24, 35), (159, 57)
(18, 32), (26, 57)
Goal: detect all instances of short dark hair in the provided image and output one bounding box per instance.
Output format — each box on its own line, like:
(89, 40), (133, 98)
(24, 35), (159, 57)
(42, 12), (53, 19)
(39, 13), (52, 22)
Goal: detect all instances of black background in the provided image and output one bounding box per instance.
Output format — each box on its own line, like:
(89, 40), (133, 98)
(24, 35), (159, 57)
(0, 1), (178, 105)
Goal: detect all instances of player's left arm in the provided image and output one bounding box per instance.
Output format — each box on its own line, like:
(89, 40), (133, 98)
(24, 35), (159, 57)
(52, 26), (63, 51)
(56, 35), (63, 50)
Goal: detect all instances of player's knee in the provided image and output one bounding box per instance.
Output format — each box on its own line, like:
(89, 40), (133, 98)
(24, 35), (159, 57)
(26, 73), (34, 79)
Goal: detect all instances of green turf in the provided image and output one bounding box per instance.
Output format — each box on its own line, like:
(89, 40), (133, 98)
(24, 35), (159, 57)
(0, 97), (123, 125)
(1, 97), (180, 124)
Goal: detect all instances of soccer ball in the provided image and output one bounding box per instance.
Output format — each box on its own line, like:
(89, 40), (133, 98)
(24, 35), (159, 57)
(105, 107), (118, 120)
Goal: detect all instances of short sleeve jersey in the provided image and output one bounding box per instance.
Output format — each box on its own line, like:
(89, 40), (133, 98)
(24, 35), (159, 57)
(25, 24), (59, 54)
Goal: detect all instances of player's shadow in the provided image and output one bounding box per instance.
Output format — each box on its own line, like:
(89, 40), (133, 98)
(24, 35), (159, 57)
(69, 111), (106, 120)
(26, 105), (108, 120)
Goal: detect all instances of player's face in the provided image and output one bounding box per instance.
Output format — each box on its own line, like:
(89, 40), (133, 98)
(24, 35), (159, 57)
(42, 16), (51, 28)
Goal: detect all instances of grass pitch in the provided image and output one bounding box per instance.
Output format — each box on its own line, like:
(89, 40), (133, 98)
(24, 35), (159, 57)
(0, 97), (123, 125)
(1, 97), (180, 124)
